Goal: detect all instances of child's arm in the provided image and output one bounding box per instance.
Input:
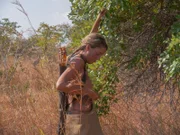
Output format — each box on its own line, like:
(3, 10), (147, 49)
(90, 8), (107, 33)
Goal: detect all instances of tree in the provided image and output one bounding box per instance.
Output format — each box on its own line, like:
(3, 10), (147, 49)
(0, 18), (25, 83)
(68, 0), (180, 114)
(27, 23), (71, 63)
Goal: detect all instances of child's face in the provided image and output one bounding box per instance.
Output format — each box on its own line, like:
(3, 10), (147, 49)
(86, 45), (106, 64)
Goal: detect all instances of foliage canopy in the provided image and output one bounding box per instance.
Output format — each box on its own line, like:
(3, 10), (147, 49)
(68, 0), (180, 115)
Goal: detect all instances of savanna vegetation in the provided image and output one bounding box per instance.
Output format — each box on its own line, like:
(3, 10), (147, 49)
(0, 0), (180, 135)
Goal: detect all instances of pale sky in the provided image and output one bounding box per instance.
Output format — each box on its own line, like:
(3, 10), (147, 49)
(0, 0), (72, 36)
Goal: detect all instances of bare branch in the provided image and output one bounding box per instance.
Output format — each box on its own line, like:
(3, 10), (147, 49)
(12, 0), (37, 35)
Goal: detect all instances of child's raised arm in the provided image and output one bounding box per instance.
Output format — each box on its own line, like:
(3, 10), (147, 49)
(90, 8), (107, 33)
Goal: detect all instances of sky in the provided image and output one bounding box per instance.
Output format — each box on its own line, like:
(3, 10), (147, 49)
(0, 0), (72, 36)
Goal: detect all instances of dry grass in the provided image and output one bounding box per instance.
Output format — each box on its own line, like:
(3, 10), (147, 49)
(1, 57), (180, 135)
(0, 57), (59, 135)
(100, 88), (180, 135)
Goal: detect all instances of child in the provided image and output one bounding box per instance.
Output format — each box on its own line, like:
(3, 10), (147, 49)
(56, 9), (107, 135)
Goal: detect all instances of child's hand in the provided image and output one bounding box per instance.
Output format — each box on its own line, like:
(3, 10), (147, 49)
(99, 8), (107, 18)
(85, 88), (99, 100)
